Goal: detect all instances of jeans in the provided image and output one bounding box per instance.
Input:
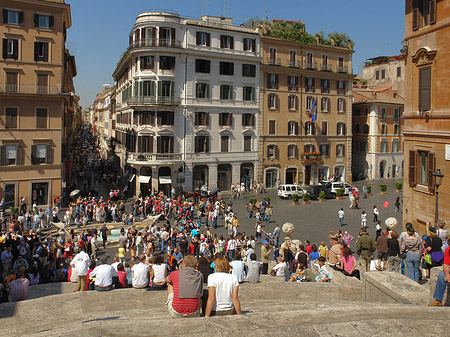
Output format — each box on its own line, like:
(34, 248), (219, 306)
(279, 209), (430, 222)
(433, 271), (448, 302)
(95, 284), (113, 291)
(405, 253), (421, 282)
(266, 215), (270, 223)
(273, 236), (279, 248)
(256, 232), (263, 244)
(339, 218), (343, 227)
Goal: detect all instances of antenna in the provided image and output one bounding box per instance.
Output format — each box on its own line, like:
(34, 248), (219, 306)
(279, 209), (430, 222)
(228, 0), (231, 17)
(206, 0), (208, 15)
(199, 0), (201, 17)
(264, 0), (268, 20)
(224, 0), (226, 17)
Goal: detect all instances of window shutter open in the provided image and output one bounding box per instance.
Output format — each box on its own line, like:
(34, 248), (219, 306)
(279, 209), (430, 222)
(206, 112), (210, 126)
(129, 35), (133, 46)
(34, 14), (39, 26)
(34, 42), (39, 61)
(152, 27), (157, 45)
(170, 136), (174, 153)
(251, 114), (255, 127)
(141, 28), (146, 41)
(230, 36), (234, 49)
(2, 10), (7, 23)
(31, 145), (37, 165)
(196, 32), (201, 45)
(295, 122), (299, 135)
(2, 39), (7, 59)
(312, 78), (315, 91)
(342, 145), (345, 156)
(343, 123), (347, 135)
(46, 145), (52, 164)
(16, 145), (22, 165)
(0, 146), (5, 166)
(157, 137), (161, 153)
(220, 35), (224, 48)
(409, 150), (416, 186)
(43, 42), (48, 62)
(205, 136), (210, 153)
(312, 123), (316, 135)
(251, 39), (256, 52)
(171, 28), (176, 42)
(275, 145), (279, 159)
(430, 0), (437, 24)
(428, 152), (435, 192)
(49, 16), (54, 28)
(12, 40), (18, 59)
(328, 98), (331, 112)
(275, 74), (279, 89)
(18, 12), (23, 24)
(206, 33), (211, 46)
(419, 66), (431, 111)
(295, 145), (299, 159)
(413, 0), (420, 30)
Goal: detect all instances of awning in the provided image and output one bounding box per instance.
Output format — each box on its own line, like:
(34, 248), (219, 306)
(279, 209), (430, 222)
(159, 176), (172, 184)
(129, 174), (136, 183)
(138, 175), (151, 184)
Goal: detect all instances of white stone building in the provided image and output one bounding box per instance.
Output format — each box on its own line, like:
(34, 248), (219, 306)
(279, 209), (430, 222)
(112, 11), (260, 196)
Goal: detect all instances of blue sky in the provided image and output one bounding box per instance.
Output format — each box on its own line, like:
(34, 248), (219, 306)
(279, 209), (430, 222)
(66, 0), (405, 108)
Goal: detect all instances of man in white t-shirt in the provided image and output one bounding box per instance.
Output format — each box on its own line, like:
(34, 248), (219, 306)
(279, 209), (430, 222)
(271, 257), (287, 277)
(131, 254), (150, 289)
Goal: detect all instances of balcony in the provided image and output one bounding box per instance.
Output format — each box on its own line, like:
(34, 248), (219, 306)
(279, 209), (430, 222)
(304, 61), (317, 70)
(301, 152), (322, 164)
(266, 57), (281, 66)
(320, 63), (333, 72)
(126, 96), (181, 107)
(127, 152), (183, 165)
(288, 60), (301, 68)
(0, 83), (60, 95)
(337, 65), (349, 74)
(129, 39), (182, 50)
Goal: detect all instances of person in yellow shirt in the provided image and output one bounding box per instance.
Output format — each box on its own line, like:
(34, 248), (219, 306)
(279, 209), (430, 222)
(232, 215), (239, 236)
(318, 241), (328, 258)
(118, 244), (126, 264)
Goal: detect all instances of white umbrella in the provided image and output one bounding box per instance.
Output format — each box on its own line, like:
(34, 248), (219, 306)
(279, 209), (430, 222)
(70, 189), (80, 197)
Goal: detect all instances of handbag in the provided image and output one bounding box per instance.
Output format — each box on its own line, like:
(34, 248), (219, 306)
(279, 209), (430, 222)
(431, 250), (444, 263)
(424, 253), (432, 265)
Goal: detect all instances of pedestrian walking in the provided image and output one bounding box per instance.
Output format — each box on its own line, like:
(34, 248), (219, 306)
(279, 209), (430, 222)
(361, 211), (367, 228)
(338, 208), (345, 227)
(373, 205), (379, 222)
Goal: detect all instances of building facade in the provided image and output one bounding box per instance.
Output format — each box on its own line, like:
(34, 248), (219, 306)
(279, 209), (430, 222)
(362, 55), (405, 98)
(352, 88), (404, 181)
(258, 26), (354, 188)
(403, 0), (450, 235)
(113, 12), (260, 196)
(0, 0), (76, 208)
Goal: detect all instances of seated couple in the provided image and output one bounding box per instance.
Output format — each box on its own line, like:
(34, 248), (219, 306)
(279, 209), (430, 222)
(166, 256), (242, 318)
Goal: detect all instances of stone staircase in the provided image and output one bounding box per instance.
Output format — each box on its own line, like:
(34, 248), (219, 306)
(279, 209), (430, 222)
(1, 272), (450, 336)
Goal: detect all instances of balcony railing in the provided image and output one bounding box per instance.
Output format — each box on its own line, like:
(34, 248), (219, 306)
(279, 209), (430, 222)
(288, 60), (301, 68)
(320, 63), (333, 72)
(126, 96), (181, 106)
(304, 61), (317, 70)
(337, 65), (349, 74)
(300, 152), (322, 163)
(0, 83), (60, 95)
(129, 39), (182, 49)
(267, 57), (281, 66)
(128, 152), (182, 164)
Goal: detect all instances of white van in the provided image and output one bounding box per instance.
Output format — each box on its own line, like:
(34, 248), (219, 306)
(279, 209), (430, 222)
(277, 185), (306, 199)
(325, 182), (352, 195)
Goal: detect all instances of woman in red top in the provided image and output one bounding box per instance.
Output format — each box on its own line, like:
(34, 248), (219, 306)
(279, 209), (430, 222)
(338, 247), (360, 280)
(64, 239), (73, 261)
(117, 263), (127, 288)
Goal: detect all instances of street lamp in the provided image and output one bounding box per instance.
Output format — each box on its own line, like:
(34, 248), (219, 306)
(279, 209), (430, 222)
(432, 169), (444, 227)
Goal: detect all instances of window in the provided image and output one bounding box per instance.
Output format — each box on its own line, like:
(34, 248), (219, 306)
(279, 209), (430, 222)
(355, 108), (360, 116)
(381, 107), (386, 120)
(305, 121), (313, 136)
(419, 66), (431, 111)
(137, 135), (153, 153)
(244, 136), (252, 152)
(289, 50), (297, 67)
(267, 73), (278, 89)
(157, 136), (174, 153)
(140, 56), (154, 70)
(2, 38), (18, 60)
(160, 56), (175, 70)
(219, 113), (232, 127)
(221, 136), (229, 152)
(220, 85), (233, 100)
(381, 69), (386, 79)
(302, 78), (313, 95)
(195, 111), (209, 126)
(195, 136), (209, 153)
(34, 42), (49, 62)
(376, 71), (379, 80)
(397, 66), (402, 77)
(321, 97), (330, 112)
(220, 35), (234, 49)
(337, 122), (346, 136)
(242, 113), (255, 127)
(5, 107), (17, 128)
(288, 76), (298, 91)
(394, 108), (400, 120)
(321, 55), (328, 68)
(337, 144), (345, 157)
(243, 87), (256, 101)
(139, 80), (156, 98)
(31, 144), (50, 164)
(36, 108), (47, 128)
(392, 139), (399, 153)
(157, 111), (174, 126)
(394, 124), (400, 135)
(306, 96), (314, 110)
(304, 144), (315, 153)
(321, 121), (328, 135)
(268, 120), (276, 135)
(354, 123), (360, 134)
(267, 145), (277, 159)
(219, 62), (234, 75)
(34, 14), (54, 28)
(337, 80), (346, 94)
(268, 93), (277, 109)
(6, 72), (18, 93)
(288, 121), (298, 135)
(364, 123), (369, 134)
(320, 144), (330, 157)
(242, 64), (256, 77)
(288, 95), (298, 110)
(196, 83), (210, 99)
(243, 38), (255, 52)
(321, 79), (330, 93)
(158, 81), (175, 98)
(287, 144), (296, 158)
(159, 27), (175, 46)
(338, 57), (345, 72)
(268, 48), (277, 63)
(338, 98), (346, 113)
(413, 0), (437, 30)
(409, 150), (435, 188)
(381, 123), (387, 135)
(196, 31), (210, 46)
(3, 10), (23, 25)
(195, 59), (210, 73)
(365, 108), (369, 116)
(37, 74), (48, 94)
(380, 139), (388, 153)
(364, 141), (369, 152)
(4, 145), (17, 165)
(305, 52), (314, 69)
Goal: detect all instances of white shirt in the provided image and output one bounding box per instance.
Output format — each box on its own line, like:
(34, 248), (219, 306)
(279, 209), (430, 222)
(227, 239), (236, 251)
(152, 264), (168, 283)
(1, 250), (13, 264)
(70, 251), (91, 276)
(230, 260), (246, 283)
(207, 272), (239, 311)
(273, 262), (287, 277)
(90, 264), (117, 287)
(132, 263), (150, 288)
(111, 262), (120, 272)
(338, 210), (345, 219)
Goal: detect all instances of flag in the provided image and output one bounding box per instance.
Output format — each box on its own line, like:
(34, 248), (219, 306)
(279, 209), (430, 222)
(383, 201), (389, 208)
(309, 98), (318, 123)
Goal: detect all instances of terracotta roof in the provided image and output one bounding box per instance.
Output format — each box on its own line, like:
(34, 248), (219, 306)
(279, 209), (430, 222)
(352, 90), (404, 105)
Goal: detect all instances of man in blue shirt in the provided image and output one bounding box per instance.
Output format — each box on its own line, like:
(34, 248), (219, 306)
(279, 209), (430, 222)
(172, 247), (184, 268)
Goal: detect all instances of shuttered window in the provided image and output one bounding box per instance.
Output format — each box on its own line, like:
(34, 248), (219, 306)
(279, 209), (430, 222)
(34, 42), (49, 62)
(419, 66), (431, 111)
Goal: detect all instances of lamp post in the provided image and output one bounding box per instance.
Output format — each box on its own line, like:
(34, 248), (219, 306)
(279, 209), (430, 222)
(432, 169), (444, 227)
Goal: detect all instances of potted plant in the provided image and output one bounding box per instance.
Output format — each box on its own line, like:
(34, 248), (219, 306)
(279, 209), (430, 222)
(264, 196), (271, 204)
(366, 185), (372, 196)
(291, 194), (299, 205)
(380, 184), (388, 194)
(302, 193), (310, 204)
(319, 190), (326, 202)
(336, 188), (345, 200)
(395, 182), (402, 192)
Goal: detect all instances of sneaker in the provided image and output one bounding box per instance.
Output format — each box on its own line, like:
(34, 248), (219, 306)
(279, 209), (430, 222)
(428, 299), (443, 306)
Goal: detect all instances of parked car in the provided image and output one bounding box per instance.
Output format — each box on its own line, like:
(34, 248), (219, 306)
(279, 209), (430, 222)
(278, 185), (306, 199)
(306, 185), (336, 200)
(324, 182), (352, 195)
